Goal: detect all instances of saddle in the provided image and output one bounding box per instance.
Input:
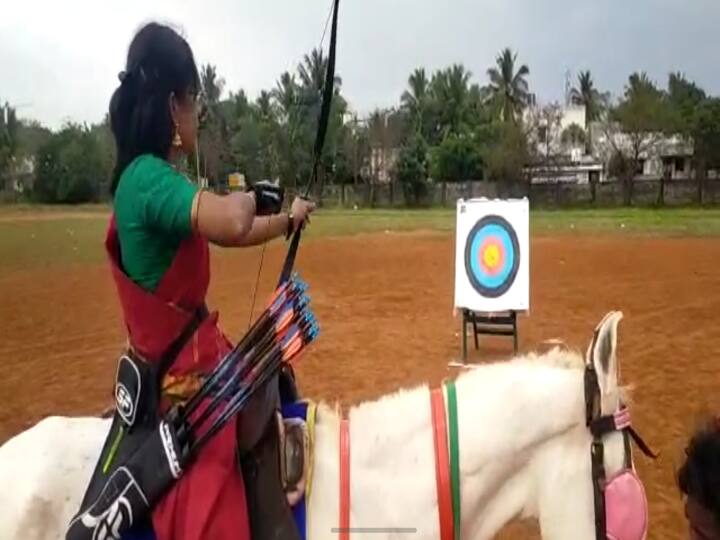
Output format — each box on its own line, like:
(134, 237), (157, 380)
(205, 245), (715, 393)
(237, 364), (306, 540)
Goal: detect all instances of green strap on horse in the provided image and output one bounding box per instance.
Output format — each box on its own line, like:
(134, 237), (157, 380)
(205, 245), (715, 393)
(444, 378), (461, 540)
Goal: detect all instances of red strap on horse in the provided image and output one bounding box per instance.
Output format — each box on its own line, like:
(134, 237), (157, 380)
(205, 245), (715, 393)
(339, 418), (350, 540)
(431, 387), (454, 540)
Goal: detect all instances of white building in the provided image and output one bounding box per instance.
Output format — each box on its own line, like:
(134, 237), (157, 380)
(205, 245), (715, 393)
(591, 123), (694, 180)
(525, 101), (695, 185)
(524, 103), (605, 185)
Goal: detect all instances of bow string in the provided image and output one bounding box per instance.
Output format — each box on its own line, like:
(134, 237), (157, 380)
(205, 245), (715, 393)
(247, 0), (340, 327)
(279, 0), (340, 287)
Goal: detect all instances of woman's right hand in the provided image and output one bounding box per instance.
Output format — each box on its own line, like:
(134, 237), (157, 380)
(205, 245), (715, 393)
(290, 196), (316, 233)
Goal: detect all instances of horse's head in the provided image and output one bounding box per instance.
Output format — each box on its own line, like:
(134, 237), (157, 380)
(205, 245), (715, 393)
(533, 311), (651, 540)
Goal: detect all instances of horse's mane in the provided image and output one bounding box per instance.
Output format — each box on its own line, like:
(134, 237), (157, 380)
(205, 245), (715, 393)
(509, 343), (585, 370)
(677, 417), (720, 526)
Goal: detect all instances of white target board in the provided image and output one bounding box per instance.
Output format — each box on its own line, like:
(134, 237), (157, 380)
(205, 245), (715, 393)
(454, 198), (529, 313)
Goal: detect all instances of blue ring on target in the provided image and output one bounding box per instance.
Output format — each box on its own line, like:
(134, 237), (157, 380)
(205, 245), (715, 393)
(464, 215), (520, 298)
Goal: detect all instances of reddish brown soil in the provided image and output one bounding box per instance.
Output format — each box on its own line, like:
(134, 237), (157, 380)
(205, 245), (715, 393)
(1, 231), (718, 539)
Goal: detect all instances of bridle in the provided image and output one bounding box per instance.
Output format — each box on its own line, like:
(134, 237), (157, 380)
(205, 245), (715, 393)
(584, 328), (657, 540)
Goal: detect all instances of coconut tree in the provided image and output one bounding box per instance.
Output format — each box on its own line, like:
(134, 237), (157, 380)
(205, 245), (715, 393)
(430, 64), (472, 137)
(486, 48), (530, 123)
(569, 70), (608, 154)
(400, 68), (430, 136)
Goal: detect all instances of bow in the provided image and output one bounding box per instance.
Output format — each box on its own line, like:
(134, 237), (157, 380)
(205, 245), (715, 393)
(247, 0), (341, 324)
(278, 0), (340, 286)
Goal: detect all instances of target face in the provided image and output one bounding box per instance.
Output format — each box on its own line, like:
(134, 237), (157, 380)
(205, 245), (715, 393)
(463, 215), (520, 298)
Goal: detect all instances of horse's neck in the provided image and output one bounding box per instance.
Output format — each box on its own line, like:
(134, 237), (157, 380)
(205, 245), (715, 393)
(306, 360), (586, 540)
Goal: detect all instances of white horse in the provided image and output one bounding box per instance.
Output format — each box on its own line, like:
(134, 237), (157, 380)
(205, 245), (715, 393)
(0, 311), (641, 539)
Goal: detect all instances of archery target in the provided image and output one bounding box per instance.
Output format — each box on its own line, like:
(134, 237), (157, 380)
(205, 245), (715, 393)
(454, 198), (529, 312)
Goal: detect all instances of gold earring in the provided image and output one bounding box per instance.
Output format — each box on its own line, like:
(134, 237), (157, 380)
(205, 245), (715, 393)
(173, 124), (183, 147)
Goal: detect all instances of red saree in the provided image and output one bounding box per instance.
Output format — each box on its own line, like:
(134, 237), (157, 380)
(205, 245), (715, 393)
(105, 216), (251, 540)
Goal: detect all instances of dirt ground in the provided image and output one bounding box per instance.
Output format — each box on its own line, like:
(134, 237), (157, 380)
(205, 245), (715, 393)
(1, 230), (718, 539)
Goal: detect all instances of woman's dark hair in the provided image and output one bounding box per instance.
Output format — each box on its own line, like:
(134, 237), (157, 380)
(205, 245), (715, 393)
(109, 22), (200, 194)
(677, 417), (720, 526)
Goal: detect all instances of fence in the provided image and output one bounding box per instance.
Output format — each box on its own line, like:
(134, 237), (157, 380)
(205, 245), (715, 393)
(3, 177), (717, 209)
(303, 178), (720, 209)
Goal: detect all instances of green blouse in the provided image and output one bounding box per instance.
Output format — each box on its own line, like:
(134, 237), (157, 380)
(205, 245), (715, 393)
(113, 154), (199, 292)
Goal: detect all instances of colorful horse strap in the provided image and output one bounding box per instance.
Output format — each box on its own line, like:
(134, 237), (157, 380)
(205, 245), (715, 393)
(339, 418), (350, 540)
(431, 386), (454, 540)
(336, 381), (461, 540)
(445, 379), (461, 540)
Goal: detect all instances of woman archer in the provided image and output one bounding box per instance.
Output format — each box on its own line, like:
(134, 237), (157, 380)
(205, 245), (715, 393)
(103, 21), (314, 540)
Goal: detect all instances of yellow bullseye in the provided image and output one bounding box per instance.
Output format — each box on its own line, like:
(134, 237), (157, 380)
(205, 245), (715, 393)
(483, 244), (500, 268)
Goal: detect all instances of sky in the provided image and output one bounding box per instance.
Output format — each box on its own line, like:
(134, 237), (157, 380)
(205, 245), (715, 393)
(2, 0), (720, 130)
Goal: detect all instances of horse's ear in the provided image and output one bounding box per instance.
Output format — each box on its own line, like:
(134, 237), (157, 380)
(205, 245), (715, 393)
(586, 311), (623, 397)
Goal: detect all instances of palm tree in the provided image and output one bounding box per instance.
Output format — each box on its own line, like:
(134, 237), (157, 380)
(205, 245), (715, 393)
(401, 68), (430, 135)
(196, 65), (227, 188)
(272, 72), (299, 124)
(570, 71), (604, 123)
(569, 70), (608, 154)
(255, 91), (275, 121)
(626, 72), (659, 100)
(486, 48), (530, 123)
(298, 48), (342, 96)
(296, 48), (343, 147)
(200, 64), (225, 105)
(431, 64), (472, 136)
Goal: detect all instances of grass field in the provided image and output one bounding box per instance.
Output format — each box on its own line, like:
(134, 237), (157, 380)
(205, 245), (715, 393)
(1, 204), (720, 272)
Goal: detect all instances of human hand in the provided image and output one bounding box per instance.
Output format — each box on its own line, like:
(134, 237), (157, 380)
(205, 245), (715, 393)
(247, 181), (284, 216)
(289, 196), (316, 233)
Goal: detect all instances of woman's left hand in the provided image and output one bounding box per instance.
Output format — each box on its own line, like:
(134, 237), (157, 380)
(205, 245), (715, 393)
(290, 197), (316, 232)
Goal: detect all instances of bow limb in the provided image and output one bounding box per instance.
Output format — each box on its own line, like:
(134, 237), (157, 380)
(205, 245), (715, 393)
(277, 0), (340, 288)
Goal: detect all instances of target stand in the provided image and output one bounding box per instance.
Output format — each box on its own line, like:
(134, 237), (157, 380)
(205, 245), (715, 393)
(453, 198), (529, 365)
(460, 309), (518, 363)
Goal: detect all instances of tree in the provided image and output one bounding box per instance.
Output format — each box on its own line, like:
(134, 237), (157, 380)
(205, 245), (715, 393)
(484, 121), (531, 196)
(200, 64), (225, 105)
(692, 98), (720, 203)
(569, 70), (608, 154)
(394, 133), (429, 206)
(601, 73), (673, 205)
(298, 48), (338, 94)
(34, 123), (109, 203)
(198, 64), (230, 188)
(694, 99), (720, 167)
(486, 48), (530, 124)
(272, 72), (300, 124)
(400, 68), (431, 138)
(430, 133), (483, 183)
(667, 72), (706, 135)
(272, 72), (304, 187)
(665, 73), (708, 202)
(430, 64), (473, 139)
(0, 103), (20, 189)
(16, 120), (51, 159)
